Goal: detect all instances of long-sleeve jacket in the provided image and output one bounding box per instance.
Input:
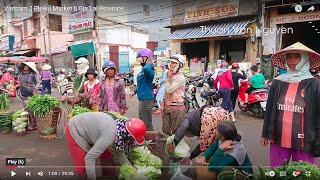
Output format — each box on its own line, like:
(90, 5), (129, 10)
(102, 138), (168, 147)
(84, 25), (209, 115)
(164, 71), (185, 105)
(98, 78), (128, 112)
(214, 70), (234, 89)
(134, 63), (155, 100)
(69, 112), (130, 179)
(174, 106), (207, 159)
(262, 78), (320, 156)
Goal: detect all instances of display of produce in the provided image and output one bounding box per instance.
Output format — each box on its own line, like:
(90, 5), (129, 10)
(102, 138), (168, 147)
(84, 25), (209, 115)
(71, 106), (90, 117)
(12, 109), (28, 134)
(0, 112), (12, 133)
(0, 91), (10, 111)
(26, 95), (60, 116)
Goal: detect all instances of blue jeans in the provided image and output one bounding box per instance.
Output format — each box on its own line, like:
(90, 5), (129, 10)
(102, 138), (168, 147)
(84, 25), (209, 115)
(41, 80), (51, 95)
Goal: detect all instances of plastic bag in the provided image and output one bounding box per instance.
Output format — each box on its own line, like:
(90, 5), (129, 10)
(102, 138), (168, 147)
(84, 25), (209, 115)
(170, 167), (193, 180)
(167, 135), (191, 158)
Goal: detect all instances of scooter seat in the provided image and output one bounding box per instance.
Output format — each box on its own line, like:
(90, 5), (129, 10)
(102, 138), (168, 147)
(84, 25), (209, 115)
(207, 89), (218, 96)
(251, 89), (268, 94)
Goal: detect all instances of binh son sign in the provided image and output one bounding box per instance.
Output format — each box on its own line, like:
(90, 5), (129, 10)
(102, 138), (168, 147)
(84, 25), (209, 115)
(68, 0), (94, 33)
(184, 1), (239, 24)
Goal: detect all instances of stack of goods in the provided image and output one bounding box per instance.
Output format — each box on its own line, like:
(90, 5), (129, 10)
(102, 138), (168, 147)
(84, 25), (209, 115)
(12, 109), (29, 135)
(0, 91), (11, 133)
(119, 146), (162, 180)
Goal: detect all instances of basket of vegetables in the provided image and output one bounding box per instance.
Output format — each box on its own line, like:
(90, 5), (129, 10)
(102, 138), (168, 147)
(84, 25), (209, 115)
(0, 91), (12, 133)
(26, 95), (61, 139)
(71, 106), (90, 117)
(144, 131), (169, 161)
(119, 146), (163, 180)
(12, 109), (29, 136)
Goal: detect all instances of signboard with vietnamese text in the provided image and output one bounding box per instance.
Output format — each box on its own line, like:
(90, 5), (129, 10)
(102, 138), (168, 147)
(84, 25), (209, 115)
(0, 35), (14, 51)
(270, 11), (320, 24)
(68, 0), (94, 33)
(184, 1), (239, 24)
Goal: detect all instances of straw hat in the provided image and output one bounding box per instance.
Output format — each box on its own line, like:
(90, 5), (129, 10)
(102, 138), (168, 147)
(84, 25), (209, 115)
(42, 64), (52, 70)
(270, 42), (320, 70)
(22, 62), (39, 74)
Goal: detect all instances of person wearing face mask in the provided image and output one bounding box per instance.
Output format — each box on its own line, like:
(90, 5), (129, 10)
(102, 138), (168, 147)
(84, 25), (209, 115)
(196, 121), (253, 179)
(261, 42), (320, 167)
(160, 54), (186, 136)
(129, 48), (156, 130)
(99, 61), (128, 115)
(73, 57), (89, 95)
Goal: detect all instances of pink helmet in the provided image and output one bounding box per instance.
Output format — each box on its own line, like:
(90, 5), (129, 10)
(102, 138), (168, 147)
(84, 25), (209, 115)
(125, 118), (146, 145)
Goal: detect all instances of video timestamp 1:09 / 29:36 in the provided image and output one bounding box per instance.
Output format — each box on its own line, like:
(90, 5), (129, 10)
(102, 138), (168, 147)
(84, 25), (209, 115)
(48, 171), (74, 176)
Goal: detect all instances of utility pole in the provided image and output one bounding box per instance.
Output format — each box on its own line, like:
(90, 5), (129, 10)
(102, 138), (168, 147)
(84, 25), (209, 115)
(45, 11), (55, 73)
(43, 29), (47, 57)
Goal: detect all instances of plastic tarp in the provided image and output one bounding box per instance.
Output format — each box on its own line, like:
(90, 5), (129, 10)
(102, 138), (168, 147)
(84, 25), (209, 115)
(70, 42), (95, 57)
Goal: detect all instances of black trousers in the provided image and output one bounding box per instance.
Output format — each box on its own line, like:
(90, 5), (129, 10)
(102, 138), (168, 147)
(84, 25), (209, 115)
(230, 88), (239, 110)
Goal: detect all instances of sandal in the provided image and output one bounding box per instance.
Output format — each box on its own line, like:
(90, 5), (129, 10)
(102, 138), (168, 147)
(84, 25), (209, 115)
(27, 127), (37, 131)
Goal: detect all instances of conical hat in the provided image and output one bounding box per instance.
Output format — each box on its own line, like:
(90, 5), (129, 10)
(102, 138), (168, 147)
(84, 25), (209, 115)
(22, 62), (39, 74)
(42, 64), (51, 70)
(270, 42), (320, 70)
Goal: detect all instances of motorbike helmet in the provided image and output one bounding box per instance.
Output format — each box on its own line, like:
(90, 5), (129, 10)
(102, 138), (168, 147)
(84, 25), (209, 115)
(102, 61), (116, 74)
(169, 54), (186, 73)
(221, 61), (229, 68)
(231, 62), (239, 69)
(137, 48), (153, 65)
(125, 118), (147, 145)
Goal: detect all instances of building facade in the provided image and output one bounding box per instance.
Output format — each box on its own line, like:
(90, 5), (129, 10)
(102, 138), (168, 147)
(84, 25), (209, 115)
(167, 0), (259, 75)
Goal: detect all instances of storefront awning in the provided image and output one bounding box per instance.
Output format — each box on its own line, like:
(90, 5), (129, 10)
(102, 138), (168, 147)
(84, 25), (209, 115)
(12, 50), (33, 55)
(166, 19), (252, 40)
(70, 41), (95, 57)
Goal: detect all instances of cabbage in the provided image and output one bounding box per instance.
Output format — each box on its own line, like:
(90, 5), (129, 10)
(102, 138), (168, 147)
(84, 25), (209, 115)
(132, 146), (162, 169)
(136, 166), (161, 179)
(118, 163), (136, 180)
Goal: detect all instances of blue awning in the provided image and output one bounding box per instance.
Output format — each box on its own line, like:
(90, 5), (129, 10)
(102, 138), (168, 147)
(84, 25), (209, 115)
(166, 19), (252, 40)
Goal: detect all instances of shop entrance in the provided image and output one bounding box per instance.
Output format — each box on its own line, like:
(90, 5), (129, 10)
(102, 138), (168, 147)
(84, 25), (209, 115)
(219, 39), (246, 63)
(181, 41), (209, 67)
(282, 20), (320, 53)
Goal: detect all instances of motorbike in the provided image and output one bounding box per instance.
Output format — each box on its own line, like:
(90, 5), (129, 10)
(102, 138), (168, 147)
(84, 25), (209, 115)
(184, 74), (222, 113)
(120, 71), (134, 87)
(152, 79), (159, 108)
(238, 78), (268, 119)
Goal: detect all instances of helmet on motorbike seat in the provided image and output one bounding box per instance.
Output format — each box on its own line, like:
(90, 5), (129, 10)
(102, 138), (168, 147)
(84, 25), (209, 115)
(102, 61), (117, 74)
(125, 118), (146, 145)
(231, 62), (239, 69)
(221, 61), (229, 68)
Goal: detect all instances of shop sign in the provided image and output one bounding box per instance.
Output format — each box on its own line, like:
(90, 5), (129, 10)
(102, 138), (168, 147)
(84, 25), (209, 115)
(0, 35), (14, 51)
(184, 1), (239, 24)
(51, 46), (69, 54)
(68, 0), (94, 33)
(270, 11), (320, 24)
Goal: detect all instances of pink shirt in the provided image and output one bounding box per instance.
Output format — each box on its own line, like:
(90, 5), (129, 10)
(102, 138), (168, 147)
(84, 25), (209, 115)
(164, 72), (186, 105)
(84, 79), (100, 98)
(214, 70), (234, 89)
(0, 73), (13, 85)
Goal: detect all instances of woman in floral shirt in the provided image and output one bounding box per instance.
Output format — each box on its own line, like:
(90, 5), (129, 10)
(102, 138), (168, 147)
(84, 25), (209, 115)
(99, 61), (128, 115)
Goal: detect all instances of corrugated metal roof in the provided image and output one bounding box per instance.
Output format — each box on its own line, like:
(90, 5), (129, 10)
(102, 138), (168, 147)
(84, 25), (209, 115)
(166, 19), (252, 40)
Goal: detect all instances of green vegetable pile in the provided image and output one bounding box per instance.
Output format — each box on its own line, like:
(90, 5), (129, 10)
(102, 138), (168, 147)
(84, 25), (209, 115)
(258, 160), (320, 180)
(131, 146), (162, 179)
(118, 163), (136, 180)
(0, 113), (12, 133)
(12, 109), (29, 134)
(0, 91), (10, 111)
(72, 106), (90, 117)
(26, 95), (60, 116)
(106, 111), (127, 120)
(39, 127), (56, 136)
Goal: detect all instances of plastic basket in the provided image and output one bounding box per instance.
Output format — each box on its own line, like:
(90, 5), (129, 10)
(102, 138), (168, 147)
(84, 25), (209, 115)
(0, 112), (12, 133)
(36, 107), (61, 139)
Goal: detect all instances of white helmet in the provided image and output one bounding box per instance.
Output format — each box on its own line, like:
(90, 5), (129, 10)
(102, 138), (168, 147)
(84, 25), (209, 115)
(169, 54), (185, 73)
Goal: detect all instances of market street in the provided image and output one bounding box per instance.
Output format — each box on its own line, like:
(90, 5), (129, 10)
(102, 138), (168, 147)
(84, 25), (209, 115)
(0, 89), (289, 179)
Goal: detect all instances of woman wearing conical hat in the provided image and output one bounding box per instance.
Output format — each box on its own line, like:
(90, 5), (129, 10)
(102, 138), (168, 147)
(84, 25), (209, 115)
(261, 42), (320, 167)
(40, 64), (52, 95)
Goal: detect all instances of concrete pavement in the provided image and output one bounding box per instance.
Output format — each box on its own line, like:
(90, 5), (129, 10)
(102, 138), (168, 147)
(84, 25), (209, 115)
(0, 90), (318, 179)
